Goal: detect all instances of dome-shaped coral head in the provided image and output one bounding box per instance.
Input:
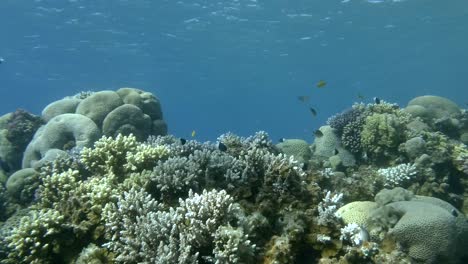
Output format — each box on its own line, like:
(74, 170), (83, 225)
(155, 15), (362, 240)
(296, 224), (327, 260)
(6, 109), (44, 151)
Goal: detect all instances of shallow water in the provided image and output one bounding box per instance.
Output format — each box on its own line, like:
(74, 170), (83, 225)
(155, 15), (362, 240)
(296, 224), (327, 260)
(0, 0), (467, 141)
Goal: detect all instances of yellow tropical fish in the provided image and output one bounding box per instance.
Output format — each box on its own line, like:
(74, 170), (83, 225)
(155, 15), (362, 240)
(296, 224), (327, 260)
(316, 80), (327, 88)
(191, 130), (196, 137)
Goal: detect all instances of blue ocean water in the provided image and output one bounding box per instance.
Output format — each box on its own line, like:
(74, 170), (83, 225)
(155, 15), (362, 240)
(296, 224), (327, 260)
(0, 0), (467, 142)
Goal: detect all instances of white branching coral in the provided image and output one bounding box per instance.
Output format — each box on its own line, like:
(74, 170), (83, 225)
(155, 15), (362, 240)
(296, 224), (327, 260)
(339, 223), (378, 257)
(103, 188), (254, 264)
(317, 191), (343, 225)
(378, 163), (417, 187)
(263, 153), (307, 195)
(316, 234), (332, 244)
(340, 223), (365, 246)
(320, 168), (335, 178)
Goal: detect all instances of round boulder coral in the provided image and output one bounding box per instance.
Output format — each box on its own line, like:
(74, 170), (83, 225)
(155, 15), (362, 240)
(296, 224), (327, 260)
(102, 104), (152, 141)
(6, 168), (39, 203)
(75, 90), (124, 127)
(406, 95), (460, 121)
(276, 139), (311, 164)
(41, 98), (82, 122)
(116, 87), (163, 120)
(22, 114), (101, 168)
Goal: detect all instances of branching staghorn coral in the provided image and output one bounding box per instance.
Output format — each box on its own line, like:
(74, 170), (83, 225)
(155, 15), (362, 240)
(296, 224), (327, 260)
(37, 168), (118, 238)
(317, 190), (343, 225)
(81, 133), (169, 177)
(262, 153), (307, 197)
(377, 163), (417, 187)
(103, 188), (255, 264)
(4, 208), (72, 263)
(149, 156), (202, 202)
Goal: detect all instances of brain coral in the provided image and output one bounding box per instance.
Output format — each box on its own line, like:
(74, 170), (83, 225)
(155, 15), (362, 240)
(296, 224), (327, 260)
(337, 188), (468, 263)
(388, 199), (468, 263)
(336, 201), (378, 227)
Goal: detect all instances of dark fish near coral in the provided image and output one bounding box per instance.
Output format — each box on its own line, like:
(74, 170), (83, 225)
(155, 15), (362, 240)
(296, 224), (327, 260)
(373, 97), (381, 104)
(180, 138), (187, 145)
(309, 107), (317, 117)
(333, 148), (339, 155)
(279, 138), (286, 143)
(313, 129), (323, 137)
(297, 95), (310, 102)
(218, 142), (228, 152)
(316, 80), (327, 88)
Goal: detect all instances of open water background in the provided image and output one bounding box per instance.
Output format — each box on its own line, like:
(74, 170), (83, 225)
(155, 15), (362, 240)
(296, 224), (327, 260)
(0, 0), (467, 142)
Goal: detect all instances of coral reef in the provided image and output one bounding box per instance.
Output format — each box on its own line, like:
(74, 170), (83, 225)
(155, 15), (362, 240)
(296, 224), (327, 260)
(21, 88), (168, 169)
(1, 92), (468, 264)
(1, 130), (315, 263)
(334, 188), (468, 264)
